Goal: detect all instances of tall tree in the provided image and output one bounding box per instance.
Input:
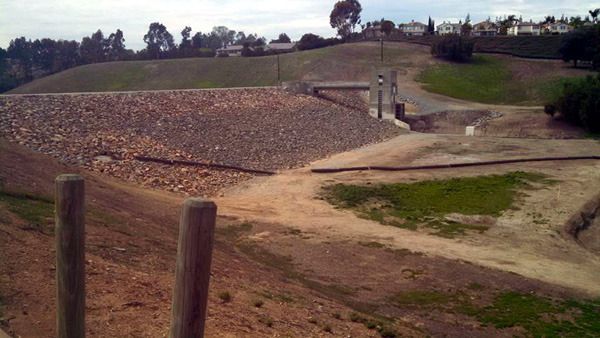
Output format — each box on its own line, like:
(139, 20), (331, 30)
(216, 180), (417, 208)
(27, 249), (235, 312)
(80, 29), (107, 64)
(143, 22), (175, 59)
(427, 17), (435, 35)
(380, 20), (395, 37)
(212, 26), (235, 47)
(106, 29), (126, 61)
(329, 0), (362, 38)
(7, 37), (33, 81)
(179, 26), (192, 57)
(271, 33), (291, 43)
(235, 31), (247, 44)
(462, 13), (472, 36)
(590, 8), (600, 23)
(191, 32), (206, 48)
(560, 26), (600, 67)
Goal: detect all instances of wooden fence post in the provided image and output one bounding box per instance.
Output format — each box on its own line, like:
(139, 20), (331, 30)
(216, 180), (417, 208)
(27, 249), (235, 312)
(169, 198), (217, 338)
(55, 174), (86, 338)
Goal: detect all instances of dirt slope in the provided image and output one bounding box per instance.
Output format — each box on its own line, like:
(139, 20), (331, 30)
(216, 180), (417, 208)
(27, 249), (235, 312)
(0, 140), (384, 337)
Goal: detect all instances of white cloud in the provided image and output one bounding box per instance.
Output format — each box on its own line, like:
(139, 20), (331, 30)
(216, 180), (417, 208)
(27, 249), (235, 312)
(0, 0), (598, 50)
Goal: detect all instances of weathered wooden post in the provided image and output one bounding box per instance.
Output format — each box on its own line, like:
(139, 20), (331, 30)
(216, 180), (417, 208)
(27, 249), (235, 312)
(55, 174), (86, 338)
(169, 198), (217, 338)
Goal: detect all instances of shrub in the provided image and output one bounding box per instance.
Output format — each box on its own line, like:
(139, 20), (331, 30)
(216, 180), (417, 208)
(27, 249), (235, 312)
(559, 25), (600, 68)
(218, 291), (232, 303)
(553, 74), (600, 132)
(298, 33), (341, 51)
(431, 34), (474, 62)
(544, 104), (557, 117)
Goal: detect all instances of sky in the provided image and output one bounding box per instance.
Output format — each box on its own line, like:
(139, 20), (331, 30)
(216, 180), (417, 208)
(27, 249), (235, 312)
(0, 0), (598, 50)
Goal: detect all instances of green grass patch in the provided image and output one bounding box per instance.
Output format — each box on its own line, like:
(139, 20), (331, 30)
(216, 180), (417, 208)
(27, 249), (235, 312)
(476, 292), (600, 337)
(391, 288), (600, 337)
(323, 172), (549, 238)
(417, 55), (574, 105)
(0, 190), (54, 233)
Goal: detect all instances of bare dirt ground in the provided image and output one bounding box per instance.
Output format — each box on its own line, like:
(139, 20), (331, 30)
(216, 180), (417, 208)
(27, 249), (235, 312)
(0, 140), (387, 337)
(216, 133), (600, 296)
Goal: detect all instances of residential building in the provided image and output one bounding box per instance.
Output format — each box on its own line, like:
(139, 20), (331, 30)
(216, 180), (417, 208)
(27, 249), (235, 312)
(543, 22), (573, 34)
(216, 45), (245, 57)
(399, 20), (427, 36)
(472, 20), (498, 36)
(508, 21), (541, 35)
(436, 22), (462, 35)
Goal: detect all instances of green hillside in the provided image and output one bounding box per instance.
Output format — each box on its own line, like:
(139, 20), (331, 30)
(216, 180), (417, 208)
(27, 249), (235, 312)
(8, 42), (418, 94)
(7, 41), (588, 107)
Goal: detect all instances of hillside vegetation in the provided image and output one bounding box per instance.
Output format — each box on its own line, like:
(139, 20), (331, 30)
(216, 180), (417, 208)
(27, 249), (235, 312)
(417, 55), (582, 105)
(7, 42), (588, 106)
(8, 43), (416, 94)
(389, 35), (563, 59)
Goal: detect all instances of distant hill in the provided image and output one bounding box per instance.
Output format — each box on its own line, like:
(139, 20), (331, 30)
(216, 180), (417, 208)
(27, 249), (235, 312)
(8, 42), (425, 94)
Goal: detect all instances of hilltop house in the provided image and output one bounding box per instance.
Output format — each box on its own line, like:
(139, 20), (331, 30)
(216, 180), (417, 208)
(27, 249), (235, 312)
(508, 21), (541, 35)
(543, 22), (573, 34)
(216, 45), (245, 57)
(472, 20), (498, 36)
(436, 22), (462, 35)
(399, 20), (427, 36)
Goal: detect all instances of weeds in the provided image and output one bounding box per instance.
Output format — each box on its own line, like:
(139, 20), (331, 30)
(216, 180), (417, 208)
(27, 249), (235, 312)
(0, 190), (54, 234)
(218, 291), (232, 303)
(323, 172), (550, 238)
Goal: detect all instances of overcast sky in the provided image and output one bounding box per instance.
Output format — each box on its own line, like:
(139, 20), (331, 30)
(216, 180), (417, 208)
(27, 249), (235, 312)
(1, 0), (598, 50)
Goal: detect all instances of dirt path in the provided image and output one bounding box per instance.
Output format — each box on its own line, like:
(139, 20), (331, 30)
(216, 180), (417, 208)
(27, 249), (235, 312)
(215, 133), (600, 295)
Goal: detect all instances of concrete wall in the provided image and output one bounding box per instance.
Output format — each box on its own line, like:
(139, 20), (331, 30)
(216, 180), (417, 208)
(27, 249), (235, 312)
(369, 68), (397, 121)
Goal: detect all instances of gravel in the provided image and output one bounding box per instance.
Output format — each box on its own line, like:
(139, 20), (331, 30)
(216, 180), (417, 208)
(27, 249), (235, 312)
(0, 88), (400, 196)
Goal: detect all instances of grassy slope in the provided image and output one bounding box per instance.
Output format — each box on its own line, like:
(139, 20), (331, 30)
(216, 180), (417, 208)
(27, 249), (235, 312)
(417, 55), (570, 105)
(9, 43), (413, 94)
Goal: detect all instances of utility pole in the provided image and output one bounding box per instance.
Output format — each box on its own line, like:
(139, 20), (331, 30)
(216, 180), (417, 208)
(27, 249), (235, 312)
(277, 54), (281, 84)
(380, 38), (384, 63)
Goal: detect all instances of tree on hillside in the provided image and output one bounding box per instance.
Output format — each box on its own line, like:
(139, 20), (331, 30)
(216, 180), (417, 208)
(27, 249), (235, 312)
(179, 26), (193, 57)
(106, 29), (126, 61)
(7, 37), (34, 81)
(143, 22), (175, 59)
(552, 74), (600, 132)
(192, 32), (205, 48)
(0, 47), (18, 92)
(427, 17), (436, 35)
(380, 20), (395, 37)
(80, 30), (107, 64)
(461, 13), (472, 36)
(271, 33), (291, 43)
(32, 38), (57, 72)
(180, 26), (192, 48)
(497, 15), (518, 35)
(559, 26), (600, 68)
(205, 32), (224, 50)
(569, 16), (585, 28)
(329, 0), (362, 38)
(297, 33), (326, 50)
(235, 31), (247, 44)
(212, 26), (236, 47)
(590, 8), (600, 23)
